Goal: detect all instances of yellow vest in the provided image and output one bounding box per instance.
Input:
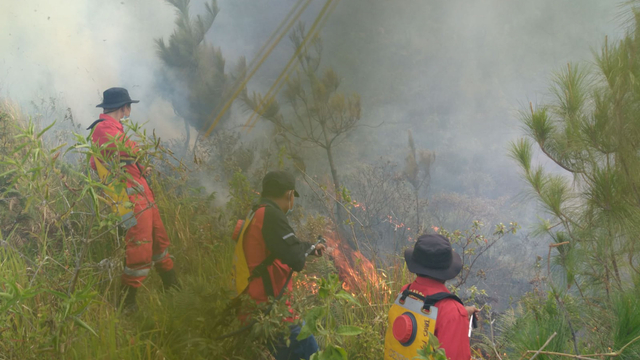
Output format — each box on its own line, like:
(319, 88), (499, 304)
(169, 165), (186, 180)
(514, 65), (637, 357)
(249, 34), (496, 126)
(232, 211), (256, 295)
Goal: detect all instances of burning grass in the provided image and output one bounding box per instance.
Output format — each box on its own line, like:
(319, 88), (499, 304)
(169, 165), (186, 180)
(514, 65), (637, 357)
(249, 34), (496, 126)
(324, 233), (392, 303)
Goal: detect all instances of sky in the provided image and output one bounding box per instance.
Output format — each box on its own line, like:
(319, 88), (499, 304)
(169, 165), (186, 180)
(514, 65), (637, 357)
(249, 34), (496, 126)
(0, 0), (176, 136)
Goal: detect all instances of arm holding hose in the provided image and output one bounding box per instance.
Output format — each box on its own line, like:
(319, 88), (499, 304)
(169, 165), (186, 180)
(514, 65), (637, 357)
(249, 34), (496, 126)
(263, 205), (324, 270)
(306, 235), (326, 257)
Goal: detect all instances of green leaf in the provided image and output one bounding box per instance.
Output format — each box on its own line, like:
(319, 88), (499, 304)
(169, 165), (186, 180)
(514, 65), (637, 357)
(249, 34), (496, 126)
(296, 324), (314, 341)
(318, 286), (329, 299)
(72, 316), (98, 337)
(335, 290), (360, 305)
(315, 345), (348, 360)
(0, 169), (17, 183)
(49, 143), (66, 154)
(297, 307), (325, 340)
(336, 325), (364, 336)
(46, 289), (69, 299)
(12, 142), (29, 154)
(428, 333), (441, 347)
(24, 196), (34, 212)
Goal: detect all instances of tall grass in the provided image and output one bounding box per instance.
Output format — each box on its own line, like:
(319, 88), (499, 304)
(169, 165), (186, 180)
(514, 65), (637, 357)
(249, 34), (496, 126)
(0, 101), (258, 359)
(0, 101), (408, 359)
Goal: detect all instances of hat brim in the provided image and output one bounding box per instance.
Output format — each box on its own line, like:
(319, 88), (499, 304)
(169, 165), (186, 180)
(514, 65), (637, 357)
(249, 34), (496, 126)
(404, 247), (462, 281)
(96, 100), (139, 108)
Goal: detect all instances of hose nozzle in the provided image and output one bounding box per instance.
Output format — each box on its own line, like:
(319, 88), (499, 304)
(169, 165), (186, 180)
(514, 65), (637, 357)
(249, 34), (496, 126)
(305, 235), (327, 257)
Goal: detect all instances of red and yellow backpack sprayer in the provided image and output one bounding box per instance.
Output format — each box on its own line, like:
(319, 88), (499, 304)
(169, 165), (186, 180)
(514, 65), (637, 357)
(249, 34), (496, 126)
(384, 285), (476, 359)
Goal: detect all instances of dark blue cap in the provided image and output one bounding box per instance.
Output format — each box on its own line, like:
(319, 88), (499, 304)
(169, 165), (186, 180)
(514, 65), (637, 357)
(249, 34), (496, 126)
(96, 87), (139, 108)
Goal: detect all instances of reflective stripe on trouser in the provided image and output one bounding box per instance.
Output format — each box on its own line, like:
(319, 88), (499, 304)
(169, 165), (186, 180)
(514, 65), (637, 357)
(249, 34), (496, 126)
(124, 266), (150, 277)
(152, 248), (169, 262)
(122, 201), (174, 288)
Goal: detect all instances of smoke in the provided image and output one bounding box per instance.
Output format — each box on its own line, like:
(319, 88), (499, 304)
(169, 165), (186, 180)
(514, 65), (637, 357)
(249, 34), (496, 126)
(316, 0), (623, 198)
(0, 0), (626, 198)
(0, 0), (176, 137)
(0, 0), (626, 200)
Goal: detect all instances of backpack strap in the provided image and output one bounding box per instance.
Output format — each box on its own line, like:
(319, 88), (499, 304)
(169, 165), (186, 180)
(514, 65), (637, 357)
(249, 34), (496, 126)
(422, 292), (464, 311)
(399, 284), (415, 302)
(249, 253), (277, 297)
(399, 284), (464, 312)
(87, 119), (104, 130)
(399, 285), (477, 328)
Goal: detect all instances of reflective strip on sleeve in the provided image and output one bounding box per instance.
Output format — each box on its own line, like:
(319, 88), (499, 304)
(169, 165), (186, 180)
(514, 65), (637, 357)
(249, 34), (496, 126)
(282, 233), (295, 240)
(152, 248), (169, 262)
(123, 266), (150, 277)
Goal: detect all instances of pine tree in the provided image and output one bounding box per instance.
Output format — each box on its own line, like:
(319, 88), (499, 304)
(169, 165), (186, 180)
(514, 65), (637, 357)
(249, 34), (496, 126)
(243, 24), (362, 247)
(403, 130), (435, 235)
(501, 5), (640, 357)
(510, 10), (640, 298)
(156, 0), (246, 153)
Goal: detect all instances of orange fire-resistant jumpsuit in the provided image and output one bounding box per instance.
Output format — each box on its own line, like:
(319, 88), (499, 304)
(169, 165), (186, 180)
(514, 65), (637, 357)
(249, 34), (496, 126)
(89, 114), (173, 288)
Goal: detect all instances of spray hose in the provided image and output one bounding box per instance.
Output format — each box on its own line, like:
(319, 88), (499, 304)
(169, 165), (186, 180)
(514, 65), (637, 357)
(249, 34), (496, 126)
(214, 235), (326, 341)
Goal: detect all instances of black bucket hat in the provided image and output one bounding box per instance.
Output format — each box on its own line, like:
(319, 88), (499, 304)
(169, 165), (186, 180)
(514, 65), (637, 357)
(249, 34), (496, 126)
(404, 234), (462, 281)
(262, 171), (300, 197)
(96, 87), (139, 108)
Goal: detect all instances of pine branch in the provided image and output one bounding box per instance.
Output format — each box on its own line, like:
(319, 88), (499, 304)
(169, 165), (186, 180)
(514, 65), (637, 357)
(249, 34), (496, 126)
(525, 332), (557, 360)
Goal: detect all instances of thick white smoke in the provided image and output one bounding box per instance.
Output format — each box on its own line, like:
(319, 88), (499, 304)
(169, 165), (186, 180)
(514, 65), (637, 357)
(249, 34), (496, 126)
(0, 0), (176, 136)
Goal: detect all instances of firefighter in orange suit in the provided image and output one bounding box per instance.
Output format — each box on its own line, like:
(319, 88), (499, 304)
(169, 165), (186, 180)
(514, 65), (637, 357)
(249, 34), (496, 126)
(88, 87), (179, 312)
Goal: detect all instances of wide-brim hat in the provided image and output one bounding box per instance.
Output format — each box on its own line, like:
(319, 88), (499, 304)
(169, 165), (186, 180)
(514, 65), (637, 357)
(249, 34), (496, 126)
(96, 87), (139, 108)
(404, 234), (462, 281)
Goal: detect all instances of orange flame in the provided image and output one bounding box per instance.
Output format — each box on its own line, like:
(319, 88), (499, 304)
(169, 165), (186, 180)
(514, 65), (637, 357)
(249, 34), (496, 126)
(324, 233), (390, 303)
(352, 201), (367, 211)
(294, 274), (319, 294)
(385, 215), (406, 230)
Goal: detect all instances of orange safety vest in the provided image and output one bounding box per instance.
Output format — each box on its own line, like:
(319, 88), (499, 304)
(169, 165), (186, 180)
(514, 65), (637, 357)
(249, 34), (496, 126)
(232, 204), (293, 303)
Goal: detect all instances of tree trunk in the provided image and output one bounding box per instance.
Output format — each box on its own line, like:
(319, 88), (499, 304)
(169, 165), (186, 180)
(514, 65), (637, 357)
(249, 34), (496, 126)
(325, 145), (342, 216)
(325, 144), (341, 202)
(415, 189), (420, 235)
(184, 118), (191, 156)
(611, 248), (622, 289)
(325, 143), (356, 249)
(192, 132), (202, 159)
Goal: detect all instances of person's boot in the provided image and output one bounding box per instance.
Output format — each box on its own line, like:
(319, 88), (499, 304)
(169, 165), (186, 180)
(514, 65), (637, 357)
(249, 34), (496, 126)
(120, 285), (138, 314)
(159, 269), (180, 291)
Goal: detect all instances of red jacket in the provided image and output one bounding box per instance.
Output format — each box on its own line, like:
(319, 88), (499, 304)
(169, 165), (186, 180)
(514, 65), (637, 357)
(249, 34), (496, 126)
(90, 114), (153, 203)
(401, 276), (471, 360)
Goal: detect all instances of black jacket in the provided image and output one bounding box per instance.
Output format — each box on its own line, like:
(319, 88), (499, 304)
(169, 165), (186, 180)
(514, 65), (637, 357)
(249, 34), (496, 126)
(259, 198), (311, 272)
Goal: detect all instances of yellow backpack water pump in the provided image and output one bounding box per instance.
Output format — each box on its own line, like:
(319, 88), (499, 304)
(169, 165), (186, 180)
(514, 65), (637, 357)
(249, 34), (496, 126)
(93, 158), (137, 230)
(384, 288), (465, 359)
